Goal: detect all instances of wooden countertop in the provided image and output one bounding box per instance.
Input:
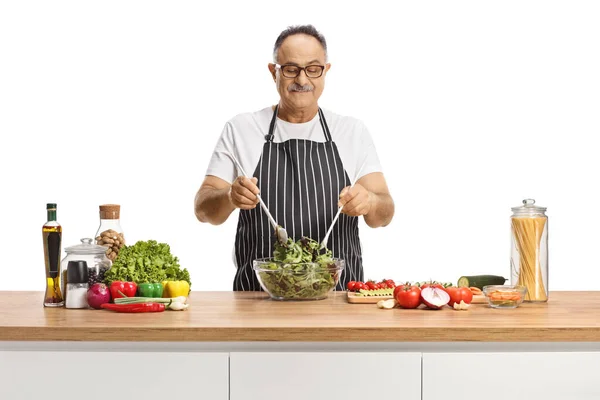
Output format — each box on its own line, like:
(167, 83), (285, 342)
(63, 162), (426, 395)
(0, 291), (599, 342)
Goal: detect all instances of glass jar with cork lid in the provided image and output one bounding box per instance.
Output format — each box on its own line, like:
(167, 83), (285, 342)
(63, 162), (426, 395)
(95, 204), (125, 262)
(510, 199), (549, 302)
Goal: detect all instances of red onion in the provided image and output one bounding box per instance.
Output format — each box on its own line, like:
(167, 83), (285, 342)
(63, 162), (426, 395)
(420, 287), (450, 310)
(87, 283), (111, 309)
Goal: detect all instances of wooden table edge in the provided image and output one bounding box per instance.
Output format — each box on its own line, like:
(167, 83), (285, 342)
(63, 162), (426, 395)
(1, 327), (599, 342)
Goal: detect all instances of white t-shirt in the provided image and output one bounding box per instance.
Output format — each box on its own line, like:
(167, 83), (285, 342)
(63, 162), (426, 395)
(205, 106), (382, 185)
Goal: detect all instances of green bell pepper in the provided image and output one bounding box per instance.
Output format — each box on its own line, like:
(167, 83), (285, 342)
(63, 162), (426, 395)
(137, 282), (164, 298)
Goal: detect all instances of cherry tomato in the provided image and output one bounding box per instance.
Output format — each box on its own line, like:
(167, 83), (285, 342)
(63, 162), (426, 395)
(347, 281), (357, 291)
(378, 279), (393, 289)
(366, 281), (378, 290)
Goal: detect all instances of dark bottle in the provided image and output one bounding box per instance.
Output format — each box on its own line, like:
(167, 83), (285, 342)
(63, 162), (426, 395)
(43, 203), (64, 307)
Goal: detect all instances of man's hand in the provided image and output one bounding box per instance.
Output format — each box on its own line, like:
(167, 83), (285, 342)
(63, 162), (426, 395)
(336, 172), (394, 228)
(229, 176), (260, 210)
(338, 183), (372, 217)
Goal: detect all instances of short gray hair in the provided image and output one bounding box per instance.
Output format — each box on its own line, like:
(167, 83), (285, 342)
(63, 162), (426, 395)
(273, 24), (328, 63)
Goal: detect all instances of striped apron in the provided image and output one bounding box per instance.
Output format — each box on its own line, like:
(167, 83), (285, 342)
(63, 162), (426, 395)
(233, 105), (363, 291)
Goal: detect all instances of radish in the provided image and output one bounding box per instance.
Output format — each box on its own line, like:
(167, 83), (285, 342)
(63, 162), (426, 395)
(420, 287), (450, 309)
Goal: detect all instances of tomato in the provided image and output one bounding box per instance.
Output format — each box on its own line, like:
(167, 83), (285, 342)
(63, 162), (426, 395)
(355, 282), (366, 291)
(393, 286), (401, 297)
(394, 282), (415, 297)
(420, 281), (445, 290)
(347, 281), (357, 291)
(366, 281), (378, 290)
(394, 285), (422, 309)
(379, 279), (396, 289)
(445, 286), (473, 307)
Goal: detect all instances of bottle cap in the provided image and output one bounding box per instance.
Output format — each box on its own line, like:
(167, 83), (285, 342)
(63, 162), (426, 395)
(99, 204), (120, 219)
(67, 260), (89, 284)
(46, 203), (57, 210)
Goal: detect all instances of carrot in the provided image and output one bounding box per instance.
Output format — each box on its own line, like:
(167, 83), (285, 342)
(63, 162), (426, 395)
(470, 287), (483, 295)
(489, 291), (521, 302)
(489, 292), (503, 300)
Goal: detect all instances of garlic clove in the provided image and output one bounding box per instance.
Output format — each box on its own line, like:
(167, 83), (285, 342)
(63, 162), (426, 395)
(453, 300), (470, 310)
(383, 299), (398, 310)
(168, 302), (189, 311)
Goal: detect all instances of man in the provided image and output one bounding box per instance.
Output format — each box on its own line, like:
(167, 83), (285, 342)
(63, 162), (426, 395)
(195, 25), (394, 291)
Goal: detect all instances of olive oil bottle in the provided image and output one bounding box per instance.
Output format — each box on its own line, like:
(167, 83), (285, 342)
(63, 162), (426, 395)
(43, 203), (64, 306)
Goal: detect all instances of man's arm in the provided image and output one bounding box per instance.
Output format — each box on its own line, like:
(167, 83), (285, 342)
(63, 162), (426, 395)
(195, 175), (260, 225)
(338, 172), (394, 228)
(359, 172), (394, 228)
(194, 176), (236, 225)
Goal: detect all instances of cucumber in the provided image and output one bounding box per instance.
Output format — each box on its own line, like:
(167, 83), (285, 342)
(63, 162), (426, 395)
(457, 275), (507, 290)
(356, 288), (394, 297)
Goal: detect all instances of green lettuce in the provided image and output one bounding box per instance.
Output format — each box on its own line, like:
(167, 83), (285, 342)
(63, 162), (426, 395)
(103, 240), (191, 287)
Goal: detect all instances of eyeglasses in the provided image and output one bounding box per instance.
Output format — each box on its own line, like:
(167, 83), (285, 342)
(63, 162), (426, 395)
(276, 64), (325, 78)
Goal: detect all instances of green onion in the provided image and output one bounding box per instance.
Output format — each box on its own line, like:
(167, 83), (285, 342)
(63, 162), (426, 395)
(114, 296), (186, 305)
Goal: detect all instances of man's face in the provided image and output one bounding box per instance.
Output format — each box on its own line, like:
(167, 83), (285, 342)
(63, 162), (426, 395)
(269, 34), (331, 111)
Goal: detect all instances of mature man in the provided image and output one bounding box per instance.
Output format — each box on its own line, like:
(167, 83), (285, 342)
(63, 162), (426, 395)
(195, 25), (394, 291)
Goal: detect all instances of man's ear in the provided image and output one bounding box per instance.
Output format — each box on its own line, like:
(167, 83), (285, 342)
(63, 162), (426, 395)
(325, 63), (331, 73)
(268, 63), (277, 81)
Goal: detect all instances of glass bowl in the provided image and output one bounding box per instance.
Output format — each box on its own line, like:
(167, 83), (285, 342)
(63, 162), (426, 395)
(253, 258), (345, 301)
(483, 285), (528, 308)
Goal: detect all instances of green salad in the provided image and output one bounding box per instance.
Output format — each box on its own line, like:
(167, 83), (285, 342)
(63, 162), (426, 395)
(256, 237), (341, 299)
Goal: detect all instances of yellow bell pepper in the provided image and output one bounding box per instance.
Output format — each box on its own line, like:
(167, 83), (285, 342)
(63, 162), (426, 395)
(162, 280), (190, 298)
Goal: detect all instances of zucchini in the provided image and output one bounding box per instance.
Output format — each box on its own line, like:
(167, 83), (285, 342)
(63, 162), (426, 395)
(457, 275), (507, 290)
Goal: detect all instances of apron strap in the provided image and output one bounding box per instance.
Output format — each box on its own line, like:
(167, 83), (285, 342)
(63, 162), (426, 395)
(265, 105), (332, 143)
(265, 104), (279, 142)
(318, 108), (333, 142)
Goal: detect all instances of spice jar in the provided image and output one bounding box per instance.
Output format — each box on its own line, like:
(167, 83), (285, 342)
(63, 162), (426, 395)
(95, 204), (125, 262)
(65, 260), (89, 309)
(61, 238), (112, 297)
(510, 199), (549, 302)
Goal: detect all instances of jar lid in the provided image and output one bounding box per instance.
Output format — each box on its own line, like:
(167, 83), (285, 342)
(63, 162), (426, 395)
(99, 204), (120, 219)
(511, 198), (547, 214)
(65, 238), (108, 255)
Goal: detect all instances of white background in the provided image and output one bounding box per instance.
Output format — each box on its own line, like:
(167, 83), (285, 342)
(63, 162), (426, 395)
(1, 0), (599, 292)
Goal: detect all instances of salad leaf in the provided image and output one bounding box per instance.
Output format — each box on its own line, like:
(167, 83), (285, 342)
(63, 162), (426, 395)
(273, 236), (334, 263)
(103, 240), (191, 288)
(258, 237), (340, 299)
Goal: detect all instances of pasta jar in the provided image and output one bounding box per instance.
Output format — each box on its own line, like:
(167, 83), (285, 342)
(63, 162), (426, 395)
(510, 199), (549, 302)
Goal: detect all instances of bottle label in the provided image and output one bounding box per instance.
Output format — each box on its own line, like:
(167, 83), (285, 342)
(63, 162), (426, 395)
(47, 232), (61, 278)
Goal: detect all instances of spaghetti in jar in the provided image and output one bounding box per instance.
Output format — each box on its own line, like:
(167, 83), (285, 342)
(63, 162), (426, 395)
(510, 199), (549, 302)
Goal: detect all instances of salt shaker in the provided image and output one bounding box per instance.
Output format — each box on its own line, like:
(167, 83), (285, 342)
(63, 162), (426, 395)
(65, 260), (89, 309)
